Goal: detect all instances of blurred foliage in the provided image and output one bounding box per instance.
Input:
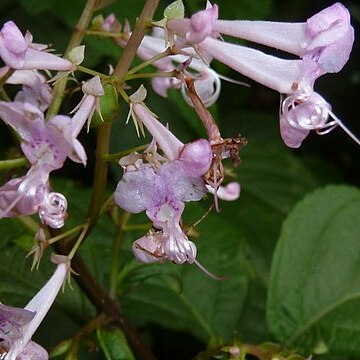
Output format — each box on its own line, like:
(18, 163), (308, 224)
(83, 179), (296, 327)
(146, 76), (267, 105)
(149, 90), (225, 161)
(1, 0), (360, 359)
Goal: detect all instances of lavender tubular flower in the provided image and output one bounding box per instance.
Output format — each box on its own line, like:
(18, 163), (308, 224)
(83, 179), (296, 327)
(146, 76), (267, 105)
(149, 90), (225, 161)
(199, 37), (311, 94)
(0, 92), (92, 226)
(0, 21), (75, 71)
(71, 76), (105, 133)
(197, 37), (358, 147)
(213, 2), (354, 73)
(0, 258), (70, 359)
(166, 2), (358, 148)
(1, 68), (52, 111)
(116, 90), (214, 264)
(115, 139), (211, 265)
(168, 2), (354, 74)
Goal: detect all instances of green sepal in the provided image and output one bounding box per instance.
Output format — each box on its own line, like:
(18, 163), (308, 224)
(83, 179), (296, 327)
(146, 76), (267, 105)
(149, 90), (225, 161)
(91, 84), (120, 128)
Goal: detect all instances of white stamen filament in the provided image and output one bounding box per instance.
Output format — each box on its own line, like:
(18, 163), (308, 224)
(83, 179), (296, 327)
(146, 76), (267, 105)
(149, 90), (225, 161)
(193, 259), (227, 281)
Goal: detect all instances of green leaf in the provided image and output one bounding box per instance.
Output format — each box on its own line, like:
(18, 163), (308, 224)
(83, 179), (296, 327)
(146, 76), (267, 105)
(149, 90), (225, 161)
(97, 327), (135, 360)
(267, 185), (360, 356)
(18, 0), (52, 15)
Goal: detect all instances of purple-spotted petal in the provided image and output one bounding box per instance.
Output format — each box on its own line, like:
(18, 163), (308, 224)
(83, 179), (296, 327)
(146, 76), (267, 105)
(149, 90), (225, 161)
(158, 160), (207, 203)
(115, 167), (159, 213)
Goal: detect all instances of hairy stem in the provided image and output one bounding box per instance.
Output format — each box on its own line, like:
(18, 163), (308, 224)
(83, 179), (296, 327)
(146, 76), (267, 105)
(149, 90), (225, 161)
(112, 0), (160, 80)
(185, 78), (221, 141)
(126, 71), (176, 80)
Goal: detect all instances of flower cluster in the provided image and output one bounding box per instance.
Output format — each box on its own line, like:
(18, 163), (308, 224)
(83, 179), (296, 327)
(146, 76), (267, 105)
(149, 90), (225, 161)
(98, 1), (357, 148)
(0, 21), (104, 228)
(164, 2), (357, 147)
(114, 87), (212, 264)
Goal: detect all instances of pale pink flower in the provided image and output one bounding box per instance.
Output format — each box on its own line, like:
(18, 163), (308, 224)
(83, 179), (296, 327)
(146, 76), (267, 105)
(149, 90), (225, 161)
(116, 90), (214, 264)
(213, 2), (354, 73)
(115, 138), (212, 264)
(0, 99), (89, 226)
(167, 2), (357, 147)
(71, 76), (105, 132)
(1, 258), (70, 359)
(2, 68), (52, 111)
(0, 21), (75, 71)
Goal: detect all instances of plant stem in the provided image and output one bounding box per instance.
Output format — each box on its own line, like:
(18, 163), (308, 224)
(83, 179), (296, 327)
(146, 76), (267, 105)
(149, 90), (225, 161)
(102, 143), (149, 162)
(86, 122), (112, 232)
(54, 238), (156, 360)
(47, 224), (85, 246)
(127, 48), (172, 75)
(0, 68), (14, 88)
(17, 216), (39, 234)
(77, 65), (109, 79)
(67, 222), (89, 259)
(46, 0), (99, 119)
(109, 211), (131, 298)
(86, 30), (126, 38)
(126, 70), (175, 80)
(88, 0), (159, 233)
(0, 157), (27, 171)
(112, 0), (160, 81)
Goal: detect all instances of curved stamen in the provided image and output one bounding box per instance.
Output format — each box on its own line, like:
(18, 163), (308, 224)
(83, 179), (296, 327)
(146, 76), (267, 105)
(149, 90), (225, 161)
(281, 88), (360, 146)
(328, 109), (360, 146)
(193, 259), (227, 281)
(181, 68), (221, 108)
(39, 192), (67, 229)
